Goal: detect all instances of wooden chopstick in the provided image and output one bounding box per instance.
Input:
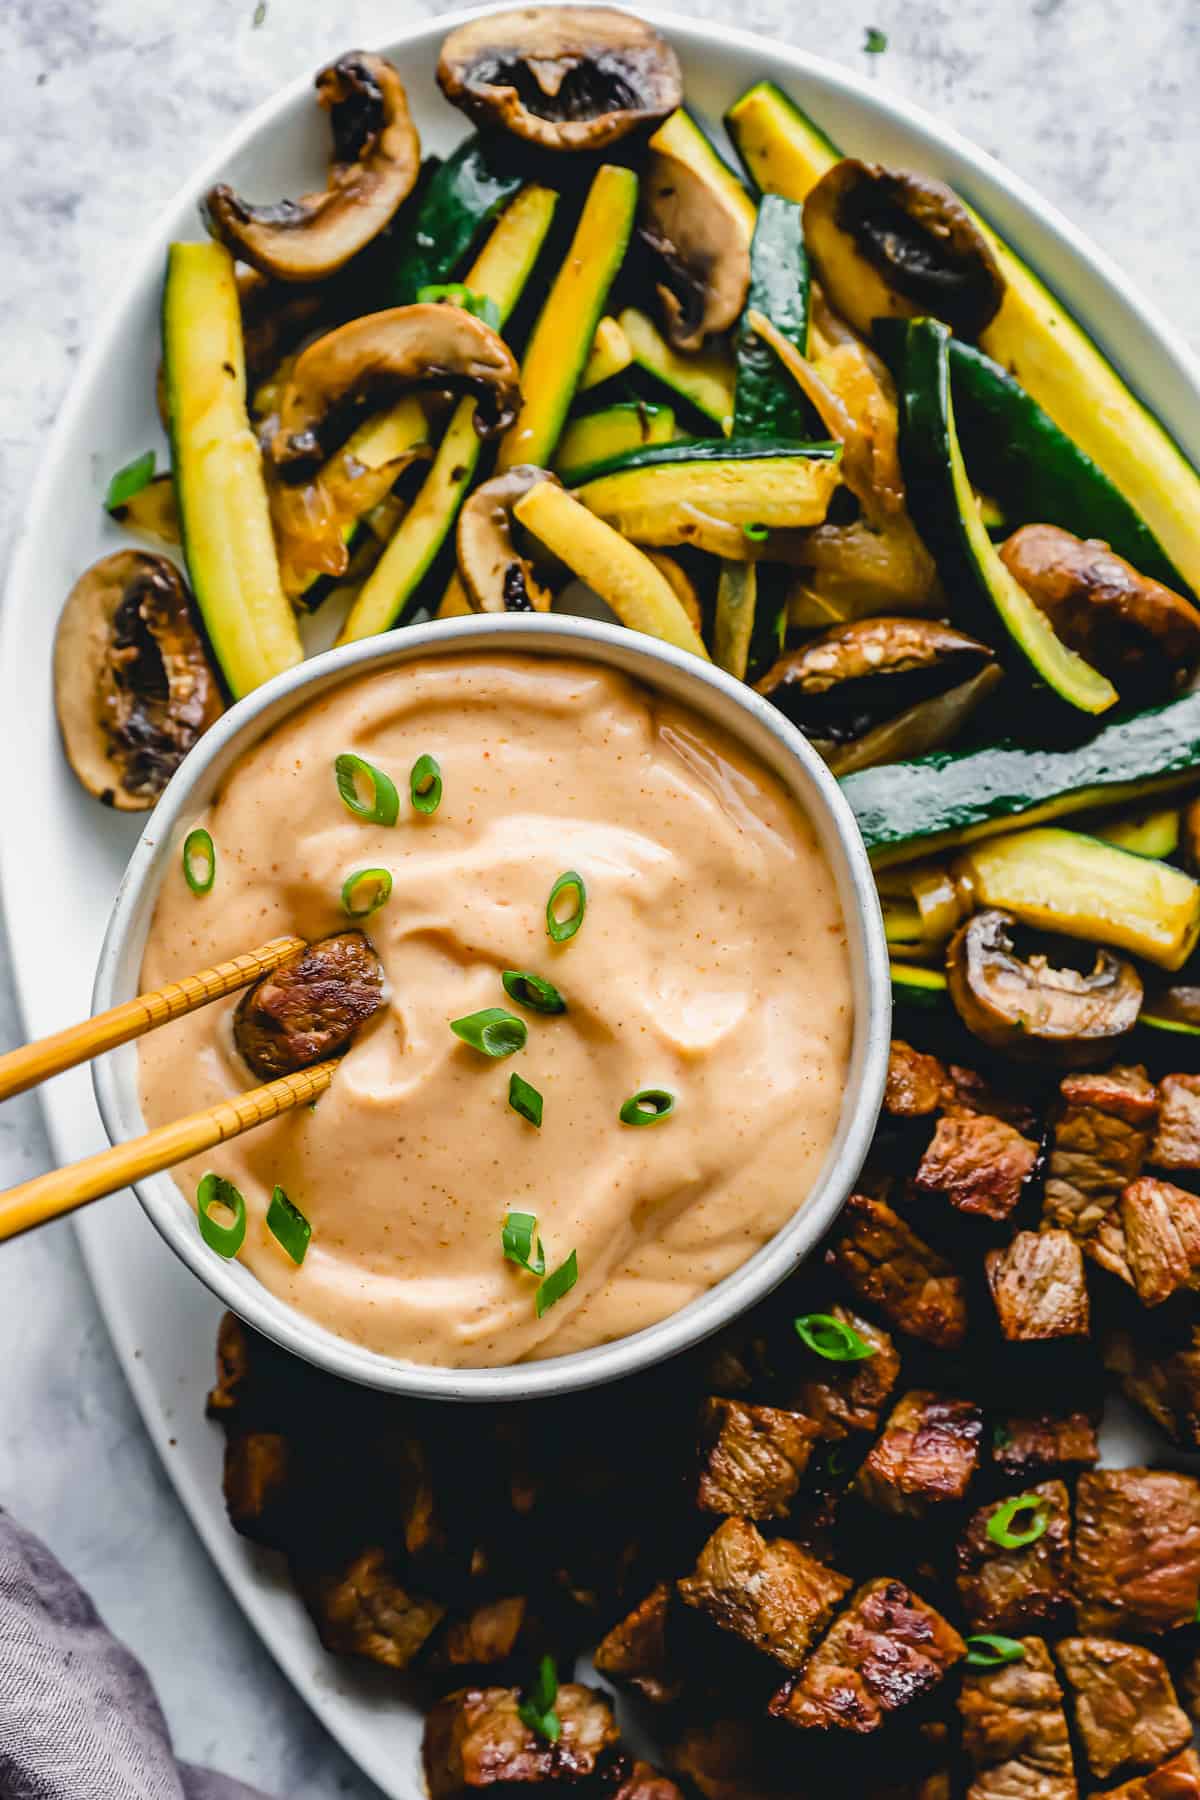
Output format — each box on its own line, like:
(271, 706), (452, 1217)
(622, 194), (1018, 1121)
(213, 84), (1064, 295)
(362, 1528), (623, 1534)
(0, 1059), (337, 1243)
(0, 935), (307, 1103)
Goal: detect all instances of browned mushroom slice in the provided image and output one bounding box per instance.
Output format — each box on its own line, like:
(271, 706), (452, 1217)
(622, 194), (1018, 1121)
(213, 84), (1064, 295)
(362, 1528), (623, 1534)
(947, 908), (1143, 1063)
(755, 616), (998, 774)
(207, 53), (420, 282)
(237, 268), (331, 389)
(803, 159), (1004, 342)
(234, 930), (385, 1080)
(456, 466), (562, 612)
(269, 305), (521, 474)
(436, 8), (681, 151)
(54, 551), (223, 811)
(1000, 523), (1200, 697)
(641, 153), (750, 352)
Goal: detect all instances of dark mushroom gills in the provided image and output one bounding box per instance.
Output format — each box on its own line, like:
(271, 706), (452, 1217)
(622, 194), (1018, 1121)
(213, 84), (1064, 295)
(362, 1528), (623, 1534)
(455, 465), (562, 612)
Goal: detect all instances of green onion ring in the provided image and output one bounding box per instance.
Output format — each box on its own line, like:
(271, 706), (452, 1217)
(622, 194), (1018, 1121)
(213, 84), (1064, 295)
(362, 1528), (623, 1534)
(517, 1654), (561, 1742)
(986, 1493), (1049, 1550)
(266, 1185), (312, 1266)
(742, 521), (770, 542)
(410, 753), (443, 815)
(104, 448), (156, 512)
(619, 1089), (675, 1126)
(502, 1210), (546, 1277)
(508, 1072), (543, 1128)
(182, 828), (216, 895)
(502, 970), (566, 1015)
(536, 1250), (578, 1318)
(341, 866), (393, 917)
(334, 752), (400, 826)
(451, 1008), (527, 1058)
(793, 1313), (877, 1362)
(546, 870), (586, 943)
(964, 1634), (1027, 1669)
(196, 1172), (246, 1259)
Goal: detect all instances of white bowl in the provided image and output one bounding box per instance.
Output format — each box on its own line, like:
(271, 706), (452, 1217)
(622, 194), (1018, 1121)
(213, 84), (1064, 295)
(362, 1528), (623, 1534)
(91, 615), (891, 1401)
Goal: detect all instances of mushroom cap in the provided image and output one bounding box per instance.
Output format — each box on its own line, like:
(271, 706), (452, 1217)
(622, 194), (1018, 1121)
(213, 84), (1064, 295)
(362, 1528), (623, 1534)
(456, 466), (562, 613)
(436, 7), (681, 151)
(207, 53), (420, 282)
(947, 908), (1143, 1063)
(54, 551), (223, 811)
(641, 149), (751, 351)
(803, 158), (1004, 342)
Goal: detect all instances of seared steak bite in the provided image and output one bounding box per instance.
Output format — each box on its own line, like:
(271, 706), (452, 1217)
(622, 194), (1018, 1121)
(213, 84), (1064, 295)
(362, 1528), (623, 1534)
(991, 1412), (1099, 1480)
(222, 1429), (293, 1544)
(1073, 1469), (1200, 1634)
(830, 1193), (968, 1349)
(787, 1305), (900, 1440)
(854, 1390), (983, 1516)
(1105, 1325), (1200, 1448)
(768, 1576), (965, 1733)
(1042, 1065), (1158, 1278)
(1117, 1176), (1200, 1305)
(695, 1397), (820, 1520)
(298, 1546), (445, 1668)
(957, 1637), (1076, 1800)
(913, 1111), (1039, 1222)
(233, 928), (385, 1079)
(666, 1718), (790, 1800)
(1150, 1074), (1200, 1171)
(886, 1039), (952, 1117)
(428, 1597), (531, 1670)
(423, 1684), (620, 1798)
(985, 1230), (1090, 1341)
(1102, 1751), (1200, 1799)
(956, 1481), (1072, 1635)
(1054, 1637), (1190, 1783)
(609, 1761), (686, 1800)
(594, 1583), (682, 1705)
(207, 1310), (251, 1417)
(947, 1062), (1041, 1135)
(677, 1517), (850, 1671)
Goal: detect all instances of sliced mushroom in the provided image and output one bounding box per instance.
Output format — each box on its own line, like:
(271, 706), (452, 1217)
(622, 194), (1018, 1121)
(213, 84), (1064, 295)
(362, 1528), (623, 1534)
(947, 908), (1143, 1063)
(54, 552), (223, 811)
(641, 151), (750, 351)
(269, 305), (521, 475)
(456, 467), (561, 612)
(803, 159), (1004, 342)
(436, 8), (681, 151)
(999, 523), (1200, 698)
(237, 269), (331, 388)
(207, 54), (420, 282)
(755, 616), (996, 772)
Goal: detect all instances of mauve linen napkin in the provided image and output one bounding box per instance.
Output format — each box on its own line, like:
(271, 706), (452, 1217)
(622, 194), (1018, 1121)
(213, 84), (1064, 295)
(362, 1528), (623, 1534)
(0, 1508), (270, 1800)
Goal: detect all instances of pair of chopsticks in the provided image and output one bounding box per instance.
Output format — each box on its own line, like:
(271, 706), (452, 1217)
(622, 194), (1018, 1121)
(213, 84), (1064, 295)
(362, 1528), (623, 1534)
(0, 936), (330, 1243)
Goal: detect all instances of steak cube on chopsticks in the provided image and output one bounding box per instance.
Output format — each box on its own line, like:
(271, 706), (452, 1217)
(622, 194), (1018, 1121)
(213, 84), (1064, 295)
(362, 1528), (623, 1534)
(785, 1305), (900, 1441)
(695, 1397), (820, 1520)
(829, 1194), (967, 1349)
(1150, 1074), (1200, 1172)
(1101, 1751), (1200, 1799)
(957, 1637), (1076, 1800)
(956, 1481), (1072, 1635)
(593, 1583), (682, 1706)
(768, 1576), (965, 1732)
(1054, 1637), (1190, 1785)
(854, 1390), (983, 1516)
(422, 1683), (620, 1798)
(1042, 1065), (1158, 1279)
(1104, 1325), (1200, 1448)
(676, 1517), (850, 1672)
(1073, 1469), (1200, 1634)
(913, 1111), (1040, 1222)
(991, 1411), (1099, 1481)
(985, 1231), (1090, 1340)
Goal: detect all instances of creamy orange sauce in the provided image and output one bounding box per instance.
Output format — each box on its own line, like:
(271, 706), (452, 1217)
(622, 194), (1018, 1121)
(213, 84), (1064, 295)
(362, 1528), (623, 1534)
(138, 654), (852, 1366)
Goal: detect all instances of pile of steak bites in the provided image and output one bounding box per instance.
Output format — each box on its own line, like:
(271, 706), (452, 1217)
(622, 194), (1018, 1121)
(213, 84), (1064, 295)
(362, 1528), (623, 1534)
(209, 1043), (1200, 1800)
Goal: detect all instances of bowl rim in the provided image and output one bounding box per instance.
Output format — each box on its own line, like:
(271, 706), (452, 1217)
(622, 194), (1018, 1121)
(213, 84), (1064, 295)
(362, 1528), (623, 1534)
(91, 612), (890, 1400)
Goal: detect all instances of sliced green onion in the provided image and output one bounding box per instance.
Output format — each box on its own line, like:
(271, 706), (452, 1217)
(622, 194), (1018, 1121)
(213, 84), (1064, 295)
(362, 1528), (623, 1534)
(517, 1654), (561, 1743)
(986, 1493), (1049, 1550)
(410, 752), (443, 815)
(619, 1089), (675, 1126)
(196, 1172), (246, 1259)
(341, 866), (393, 917)
(451, 1007), (527, 1058)
(742, 521), (770, 543)
(793, 1313), (877, 1362)
(502, 970), (566, 1015)
(416, 283), (502, 332)
(266, 1185), (311, 1266)
(536, 1250), (578, 1318)
(508, 1072), (543, 1128)
(334, 752), (400, 826)
(104, 448), (157, 511)
(546, 870), (586, 943)
(502, 1210), (546, 1277)
(182, 827), (216, 895)
(993, 1422), (1013, 1449)
(825, 1444), (848, 1478)
(965, 1634), (1026, 1669)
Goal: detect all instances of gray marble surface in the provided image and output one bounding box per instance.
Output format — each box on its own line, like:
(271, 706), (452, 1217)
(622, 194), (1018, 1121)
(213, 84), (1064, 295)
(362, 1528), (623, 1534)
(1, 0), (1199, 1793)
